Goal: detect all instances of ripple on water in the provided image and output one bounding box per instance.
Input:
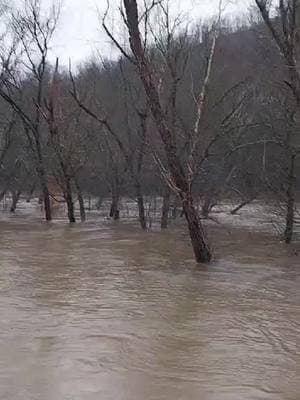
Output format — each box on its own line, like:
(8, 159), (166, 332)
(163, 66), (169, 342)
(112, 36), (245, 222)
(0, 214), (299, 400)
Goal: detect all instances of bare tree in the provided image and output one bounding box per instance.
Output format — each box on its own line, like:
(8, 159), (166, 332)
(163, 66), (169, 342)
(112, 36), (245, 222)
(255, 0), (300, 243)
(40, 59), (77, 223)
(0, 111), (17, 168)
(70, 59), (150, 230)
(0, 0), (60, 221)
(148, 1), (190, 229)
(100, 0), (228, 262)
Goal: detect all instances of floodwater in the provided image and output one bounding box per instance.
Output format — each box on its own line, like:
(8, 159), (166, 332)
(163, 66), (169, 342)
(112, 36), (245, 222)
(0, 211), (299, 400)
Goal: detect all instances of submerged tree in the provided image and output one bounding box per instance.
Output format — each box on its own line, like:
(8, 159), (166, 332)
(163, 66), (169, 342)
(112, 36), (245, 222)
(0, 0), (61, 221)
(255, 0), (300, 243)
(99, 0), (231, 262)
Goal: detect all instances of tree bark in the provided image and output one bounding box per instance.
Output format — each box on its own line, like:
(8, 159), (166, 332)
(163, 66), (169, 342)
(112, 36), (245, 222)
(36, 146), (52, 221)
(10, 190), (21, 213)
(122, 0), (211, 262)
(171, 204), (178, 219)
(109, 195), (120, 220)
(182, 196), (212, 263)
(81, 0), (212, 260)
(0, 189), (7, 203)
(77, 190), (86, 222)
(161, 186), (171, 229)
(26, 183), (36, 203)
(109, 177), (120, 220)
(284, 155), (296, 244)
(41, 180), (52, 221)
(64, 178), (76, 223)
(135, 182), (147, 230)
(108, 165), (120, 220)
(74, 178), (86, 222)
(202, 197), (214, 218)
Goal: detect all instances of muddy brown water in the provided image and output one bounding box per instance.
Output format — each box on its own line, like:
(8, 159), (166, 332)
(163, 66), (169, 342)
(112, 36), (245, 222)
(0, 213), (299, 400)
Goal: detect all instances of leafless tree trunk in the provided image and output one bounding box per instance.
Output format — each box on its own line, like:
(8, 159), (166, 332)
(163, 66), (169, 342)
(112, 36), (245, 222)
(230, 198), (255, 215)
(0, 1), (60, 221)
(36, 146), (52, 221)
(171, 196), (181, 219)
(0, 189), (7, 203)
(255, 0), (300, 242)
(134, 111), (147, 230)
(74, 178), (86, 222)
(135, 181), (147, 230)
(201, 197), (215, 218)
(0, 115), (16, 168)
(117, 0), (211, 262)
(284, 154), (296, 243)
(77, 191), (86, 222)
(42, 58), (78, 224)
(0, 161), (19, 202)
(109, 198), (120, 219)
(64, 177), (75, 223)
(183, 194), (212, 263)
(109, 168), (120, 220)
(26, 182), (36, 202)
(161, 186), (171, 229)
(255, 0), (300, 104)
(10, 189), (21, 212)
(70, 70), (148, 229)
(109, 197), (120, 219)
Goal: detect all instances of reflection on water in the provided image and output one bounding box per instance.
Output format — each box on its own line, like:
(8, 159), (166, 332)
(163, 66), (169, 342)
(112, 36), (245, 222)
(0, 214), (299, 400)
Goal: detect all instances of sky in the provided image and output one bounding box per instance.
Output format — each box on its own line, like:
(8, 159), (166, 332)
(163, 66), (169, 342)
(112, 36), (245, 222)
(48, 0), (253, 66)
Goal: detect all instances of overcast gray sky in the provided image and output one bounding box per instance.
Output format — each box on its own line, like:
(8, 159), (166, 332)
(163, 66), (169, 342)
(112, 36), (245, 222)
(49, 0), (252, 66)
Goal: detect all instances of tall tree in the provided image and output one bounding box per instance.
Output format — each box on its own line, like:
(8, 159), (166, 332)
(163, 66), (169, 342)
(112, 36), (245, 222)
(255, 0), (300, 242)
(101, 0), (221, 262)
(0, 0), (60, 221)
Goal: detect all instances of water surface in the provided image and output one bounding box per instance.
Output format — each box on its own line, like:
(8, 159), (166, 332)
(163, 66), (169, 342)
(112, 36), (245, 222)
(0, 214), (299, 400)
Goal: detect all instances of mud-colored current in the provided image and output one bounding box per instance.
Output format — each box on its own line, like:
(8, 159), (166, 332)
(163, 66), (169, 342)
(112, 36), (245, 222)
(0, 213), (299, 400)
